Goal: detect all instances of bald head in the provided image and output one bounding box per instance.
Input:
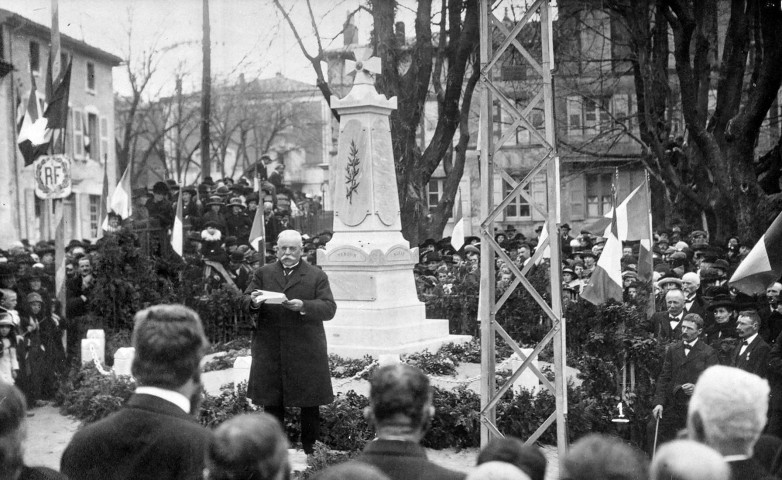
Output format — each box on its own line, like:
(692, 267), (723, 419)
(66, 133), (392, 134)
(666, 289), (685, 316)
(207, 413), (289, 480)
(277, 230), (303, 267)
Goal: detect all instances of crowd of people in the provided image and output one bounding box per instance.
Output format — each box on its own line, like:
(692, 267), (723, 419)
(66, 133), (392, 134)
(0, 303), (777, 480)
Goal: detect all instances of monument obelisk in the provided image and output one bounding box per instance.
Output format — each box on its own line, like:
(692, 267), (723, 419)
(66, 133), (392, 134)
(318, 48), (470, 358)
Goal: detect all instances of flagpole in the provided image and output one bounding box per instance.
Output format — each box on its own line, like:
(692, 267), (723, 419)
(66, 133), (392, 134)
(50, 0), (68, 323)
(645, 171), (655, 313)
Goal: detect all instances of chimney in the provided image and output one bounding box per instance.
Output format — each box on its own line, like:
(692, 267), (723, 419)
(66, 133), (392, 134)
(395, 21), (405, 45)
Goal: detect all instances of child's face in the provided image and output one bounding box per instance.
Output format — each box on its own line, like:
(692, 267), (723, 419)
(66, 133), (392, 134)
(0, 326), (11, 337)
(30, 303), (41, 314)
(207, 226), (217, 234)
(1, 294), (16, 310)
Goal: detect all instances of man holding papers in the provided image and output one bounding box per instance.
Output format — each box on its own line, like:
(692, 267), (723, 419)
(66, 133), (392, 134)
(241, 229), (337, 458)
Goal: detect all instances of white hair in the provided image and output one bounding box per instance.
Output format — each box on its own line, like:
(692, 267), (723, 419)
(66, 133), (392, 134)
(650, 440), (730, 480)
(665, 289), (685, 302)
(688, 366), (769, 456)
(466, 462), (531, 480)
(277, 229), (303, 246)
(682, 272), (700, 286)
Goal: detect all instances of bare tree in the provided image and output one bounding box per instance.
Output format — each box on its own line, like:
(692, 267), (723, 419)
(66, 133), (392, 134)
(274, 0), (480, 244)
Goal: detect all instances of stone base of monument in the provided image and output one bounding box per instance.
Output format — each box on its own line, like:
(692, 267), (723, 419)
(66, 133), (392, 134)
(324, 305), (471, 358)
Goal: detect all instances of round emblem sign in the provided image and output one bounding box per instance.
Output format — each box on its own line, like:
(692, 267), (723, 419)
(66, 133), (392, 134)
(34, 155), (72, 199)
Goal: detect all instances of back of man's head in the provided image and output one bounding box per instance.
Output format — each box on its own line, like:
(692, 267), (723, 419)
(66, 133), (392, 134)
(477, 437), (546, 480)
(688, 365), (769, 456)
(0, 382), (27, 479)
(313, 462), (390, 480)
(131, 304), (209, 389)
(650, 440), (729, 480)
(562, 434), (648, 480)
(368, 364), (431, 429)
(466, 462), (530, 480)
(207, 413), (289, 480)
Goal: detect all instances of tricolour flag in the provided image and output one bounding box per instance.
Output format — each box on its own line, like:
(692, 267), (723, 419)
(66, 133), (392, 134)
(102, 165), (132, 229)
(581, 205), (624, 305)
(249, 199), (266, 253)
(17, 71), (50, 166)
(171, 192), (184, 256)
(451, 189), (465, 251)
(729, 211), (782, 295)
(536, 222), (551, 264)
(98, 157), (109, 238)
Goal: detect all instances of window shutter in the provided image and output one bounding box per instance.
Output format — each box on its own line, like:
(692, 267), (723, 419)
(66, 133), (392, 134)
(569, 173), (585, 221)
(100, 116), (109, 164)
(531, 173), (548, 221)
(73, 110), (83, 158)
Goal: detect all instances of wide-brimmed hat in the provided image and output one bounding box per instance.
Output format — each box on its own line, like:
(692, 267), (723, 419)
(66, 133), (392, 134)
(227, 198), (246, 210)
(206, 196), (224, 208)
(181, 185), (197, 196)
(708, 294), (735, 310)
(0, 314), (14, 326)
(657, 275), (682, 288)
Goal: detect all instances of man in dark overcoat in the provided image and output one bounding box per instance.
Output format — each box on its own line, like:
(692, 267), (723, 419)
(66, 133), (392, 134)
(648, 313), (718, 453)
(61, 305), (211, 480)
(241, 229), (336, 456)
(731, 309), (770, 378)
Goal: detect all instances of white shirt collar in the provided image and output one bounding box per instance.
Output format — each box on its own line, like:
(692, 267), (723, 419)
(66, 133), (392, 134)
(742, 333), (758, 346)
(135, 386), (191, 414)
(722, 454), (750, 462)
(685, 338), (698, 348)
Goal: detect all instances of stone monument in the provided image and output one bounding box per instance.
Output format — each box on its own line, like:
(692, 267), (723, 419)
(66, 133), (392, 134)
(318, 48), (470, 358)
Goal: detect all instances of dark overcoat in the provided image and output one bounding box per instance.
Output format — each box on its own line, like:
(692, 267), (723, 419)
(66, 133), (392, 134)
(731, 335), (770, 378)
(241, 260), (336, 407)
(653, 340), (718, 408)
(60, 393), (210, 480)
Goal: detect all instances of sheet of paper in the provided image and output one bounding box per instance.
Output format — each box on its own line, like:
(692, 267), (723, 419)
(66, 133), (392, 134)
(255, 290), (288, 304)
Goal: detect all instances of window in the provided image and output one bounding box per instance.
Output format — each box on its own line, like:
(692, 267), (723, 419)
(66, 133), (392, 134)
(86, 62), (96, 92)
(586, 173), (613, 217)
(29, 41), (40, 74)
(100, 117), (109, 163)
(493, 102), (503, 140)
(503, 178), (531, 219)
(567, 96), (582, 135)
(89, 195), (100, 237)
(427, 179), (443, 212)
(583, 96), (610, 134)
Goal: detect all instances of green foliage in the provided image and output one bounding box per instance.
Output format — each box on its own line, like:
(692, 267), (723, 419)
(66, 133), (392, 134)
(423, 386), (481, 449)
(198, 381), (258, 428)
(403, 350), (459, 376)
(203, 349), (250, 373)
(328, 355), (375, 379)
(295, 443), (361, 480)
(55, 364), (135, 424)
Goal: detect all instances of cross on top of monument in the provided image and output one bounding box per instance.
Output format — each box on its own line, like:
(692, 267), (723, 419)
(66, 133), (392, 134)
(345, 47), (381, 86)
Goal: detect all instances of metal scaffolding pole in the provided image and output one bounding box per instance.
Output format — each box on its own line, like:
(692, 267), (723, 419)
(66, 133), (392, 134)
(478, 0), (567, 465)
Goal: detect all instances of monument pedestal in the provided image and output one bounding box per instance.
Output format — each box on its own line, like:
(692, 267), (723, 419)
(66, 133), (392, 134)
(319, 244), (471, 359)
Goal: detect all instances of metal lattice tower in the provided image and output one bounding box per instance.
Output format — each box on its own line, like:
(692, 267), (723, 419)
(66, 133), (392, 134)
(478, 0), (568, 463)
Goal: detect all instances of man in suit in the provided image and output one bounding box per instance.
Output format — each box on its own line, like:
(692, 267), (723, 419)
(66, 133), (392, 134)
(688, 366), (771, 480)
(649, 313), (719, 453)
(764, 323), (782, 438)
(681, 272), (708, 323)
(732, 310), (770, 378)
(356, 364), (466, 480)
(759, 282), (782, 344)
(646, 289), (687, 341)
(241, 229), (336, 456)
(61, 304), (211, 480)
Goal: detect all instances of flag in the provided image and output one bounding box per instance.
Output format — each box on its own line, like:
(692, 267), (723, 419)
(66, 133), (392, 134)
(249, 198), (266, 252)
(451, 189), (465, 251)
(536, 222), (551, 265)
(581, 205), (624, 305)
(44, 59), (72, 131)
(171, 192), (184, 256)
(102, 165), (132, 229)
(17, 71), (50, 166)
(83, 115), (91, 156)
(98, 159), (109, 238)
(729, 211), (782, 295)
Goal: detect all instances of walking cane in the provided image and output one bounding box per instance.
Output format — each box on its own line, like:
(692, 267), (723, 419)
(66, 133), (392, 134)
(652, 415), (661, 457)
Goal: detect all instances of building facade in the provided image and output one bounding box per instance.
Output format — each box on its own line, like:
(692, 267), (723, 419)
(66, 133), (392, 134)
(0, 9), (121, 246)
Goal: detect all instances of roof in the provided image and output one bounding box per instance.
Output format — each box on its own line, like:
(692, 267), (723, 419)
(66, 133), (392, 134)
(0, 9), (122, 66)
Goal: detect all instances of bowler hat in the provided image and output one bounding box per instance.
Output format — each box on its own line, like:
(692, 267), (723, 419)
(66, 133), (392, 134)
(25, 292), (43, 304)
(206, 196), (224, 208)
(152, 181), (170, 195)
(230, 251), (245, 263)
(227, 198), (246, 210)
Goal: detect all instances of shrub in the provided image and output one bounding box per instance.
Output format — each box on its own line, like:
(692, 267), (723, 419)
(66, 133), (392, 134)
(328, 355), (375, 379)
(203, 349), (250, 372)
(403, 350), (459, 377)
(423, 386), (481, 449)
(198, 381), (258, 428)
(56, 364), (135, 424)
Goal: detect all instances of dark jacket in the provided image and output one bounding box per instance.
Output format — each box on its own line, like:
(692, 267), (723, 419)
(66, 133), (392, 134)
(645, 312), (685, 341)
(60, 393), (210, 480)
(145, 198), (174, 230)
(765, 330), (782, 410)
(356, 439), (466, 480)
(653, 339), (719, 408)
(241, 261), (336, 406)
(731, 335), (770, 378)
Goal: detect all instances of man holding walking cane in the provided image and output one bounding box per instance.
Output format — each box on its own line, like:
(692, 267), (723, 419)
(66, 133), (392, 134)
(648, 313), (718, 455)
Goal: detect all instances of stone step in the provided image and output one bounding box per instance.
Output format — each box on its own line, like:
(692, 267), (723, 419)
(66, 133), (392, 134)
(325, 319), (451, 346)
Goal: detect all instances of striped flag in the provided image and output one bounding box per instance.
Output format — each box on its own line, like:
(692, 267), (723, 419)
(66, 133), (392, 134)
(451, 189), (465, 251)
(249, 200), (266, 252)
(102, 165), (132, 229)
(581, 203), (624, 305)
(17, 71), (50, 166)
(536, 222), (551, 264)
(729, 211), (782, 295)
(171, 192), (184, 256)
(98, 157), (109, 238)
